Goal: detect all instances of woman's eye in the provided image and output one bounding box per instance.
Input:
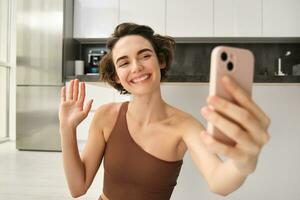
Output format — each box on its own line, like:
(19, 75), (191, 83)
(143, 54), (151, 59)
(119, 63), (128, 67)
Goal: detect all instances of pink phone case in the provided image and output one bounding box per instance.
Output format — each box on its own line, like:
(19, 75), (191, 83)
(208, 46), (254, 146)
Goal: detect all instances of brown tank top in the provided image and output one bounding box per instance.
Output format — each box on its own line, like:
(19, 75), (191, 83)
(102, 101), (183, 200)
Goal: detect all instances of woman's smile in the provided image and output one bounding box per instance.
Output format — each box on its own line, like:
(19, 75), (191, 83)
(130, 73), (151, 84)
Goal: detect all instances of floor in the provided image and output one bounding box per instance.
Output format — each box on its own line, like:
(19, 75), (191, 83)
(0, 141), (104, 200)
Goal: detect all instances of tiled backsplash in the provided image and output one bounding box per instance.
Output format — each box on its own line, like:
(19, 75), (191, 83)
(74, 42), (300, 83)
(169, 43), (300, 82)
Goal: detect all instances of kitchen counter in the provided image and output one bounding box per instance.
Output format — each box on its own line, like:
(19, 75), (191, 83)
(66, 74), (300, 83)
(66, 75), (100, 82)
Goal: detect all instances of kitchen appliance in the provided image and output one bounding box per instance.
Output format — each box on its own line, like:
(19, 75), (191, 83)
(75, 60), (84, 75)
(86, 49), (106, 74)
(16, 0), (75, 151)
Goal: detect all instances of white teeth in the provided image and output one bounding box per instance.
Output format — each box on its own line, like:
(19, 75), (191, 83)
(131, 74), (150, 83)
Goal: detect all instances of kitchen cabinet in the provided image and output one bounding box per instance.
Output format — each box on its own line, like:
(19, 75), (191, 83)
(84, 83), (115, 112)
(214, 0), (262, 37)
(73, 0), (300, 38)
(263, 0), (300, 37)
(166, 0), (213, 37)
(73, 0), (119, 38)
(119, 0), (165, 34)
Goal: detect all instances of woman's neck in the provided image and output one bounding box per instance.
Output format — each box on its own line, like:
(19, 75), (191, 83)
(128, 89), (168, 126)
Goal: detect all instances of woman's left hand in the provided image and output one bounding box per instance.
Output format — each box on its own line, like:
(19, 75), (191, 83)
(200, 75), (271, 175)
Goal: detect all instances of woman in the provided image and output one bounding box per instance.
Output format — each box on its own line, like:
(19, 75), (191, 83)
(59, 23), (271, 200)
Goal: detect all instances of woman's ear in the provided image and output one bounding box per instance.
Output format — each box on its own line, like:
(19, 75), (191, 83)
(160, 62), (166, 69)
(158, 54), (166, 69)
(115, 75), (120, 83)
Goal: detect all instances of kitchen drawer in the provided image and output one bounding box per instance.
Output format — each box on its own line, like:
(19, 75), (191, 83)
(85, 83), (114, 111)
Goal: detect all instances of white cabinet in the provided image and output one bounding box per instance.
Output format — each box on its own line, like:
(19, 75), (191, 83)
(214, 0), (262, 37)
(263, 0), (300, 37)
(85, 83), (115, 111)
(119, 0), (165, 34)
(73, 0), (300, 38)
(166, 0), (213, 37)
(73, 0), (119, 38)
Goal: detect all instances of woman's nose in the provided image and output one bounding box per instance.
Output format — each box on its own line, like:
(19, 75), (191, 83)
(131, 60), (143, 73)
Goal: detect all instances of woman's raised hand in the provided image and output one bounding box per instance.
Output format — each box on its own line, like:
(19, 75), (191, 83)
(59, 79), (93, 131)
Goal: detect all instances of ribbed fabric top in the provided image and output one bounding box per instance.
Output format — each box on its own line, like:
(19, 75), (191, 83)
(101, 101), (183, 200)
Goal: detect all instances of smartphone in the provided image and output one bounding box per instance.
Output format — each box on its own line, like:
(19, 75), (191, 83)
(208, 46), (254, 146)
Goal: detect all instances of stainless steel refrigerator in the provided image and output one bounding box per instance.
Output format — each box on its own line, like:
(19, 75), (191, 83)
(16, 0), (76, 151)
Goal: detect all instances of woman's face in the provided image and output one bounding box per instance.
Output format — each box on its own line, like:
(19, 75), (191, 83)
(112, 35), (165, 95)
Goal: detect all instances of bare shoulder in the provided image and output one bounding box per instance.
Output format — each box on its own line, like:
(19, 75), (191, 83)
(164, 104), (205, 156)
(93, 102), (122, 120)
(167, 104), (205, 137)
(92, 101), (125, 142)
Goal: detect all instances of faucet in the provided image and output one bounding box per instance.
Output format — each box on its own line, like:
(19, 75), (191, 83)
(275, 57), (287, 76)
(274, 50), (291, 76)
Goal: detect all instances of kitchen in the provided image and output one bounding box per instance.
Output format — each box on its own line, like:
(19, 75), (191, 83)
(1, 0), (300, 199)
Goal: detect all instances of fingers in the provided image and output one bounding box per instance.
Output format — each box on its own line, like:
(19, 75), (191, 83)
(78, 82), (86, 105)
(66, 79), (84, 103)
(61, 86), (66, 102)
(206, 95), (269, 146)
(73, 79), (79, 101)
(68, 80), (74, 100)
(222, 76), (271, 129)
(83, 99), (93, 116)
(200, 131), (243, 160)
(201, 106), (258, 153)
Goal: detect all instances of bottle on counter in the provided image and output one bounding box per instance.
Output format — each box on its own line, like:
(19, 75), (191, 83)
(75, 60), (84, 75)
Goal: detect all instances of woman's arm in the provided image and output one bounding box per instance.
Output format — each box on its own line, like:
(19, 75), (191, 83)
(183, 76), (270, 196)
(198, 76), (270, 195)
(59, 79), (108, 197)
(60, 111), (107, 198)
(181, 117), (224, 194)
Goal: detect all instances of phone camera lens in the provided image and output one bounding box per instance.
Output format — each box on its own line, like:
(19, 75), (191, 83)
(221, 52), (227, 61)
(227, 62), (234, 71)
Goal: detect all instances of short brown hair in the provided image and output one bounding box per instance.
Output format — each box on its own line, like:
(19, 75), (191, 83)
(99, 23), (175, 94)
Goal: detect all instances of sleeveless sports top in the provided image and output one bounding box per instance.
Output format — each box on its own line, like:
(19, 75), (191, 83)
(101, 101), (183, 200)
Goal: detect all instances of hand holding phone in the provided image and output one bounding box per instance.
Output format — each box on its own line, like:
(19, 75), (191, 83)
(207, 46), (254, 146)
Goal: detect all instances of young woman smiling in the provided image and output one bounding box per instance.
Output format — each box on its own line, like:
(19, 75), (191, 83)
(59, 23), (271, 200)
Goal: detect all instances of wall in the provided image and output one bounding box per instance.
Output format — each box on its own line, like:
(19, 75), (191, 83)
(160, 83), (300, 200)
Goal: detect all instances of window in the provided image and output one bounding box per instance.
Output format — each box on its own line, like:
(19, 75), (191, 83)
(0, 66), (9, 140)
